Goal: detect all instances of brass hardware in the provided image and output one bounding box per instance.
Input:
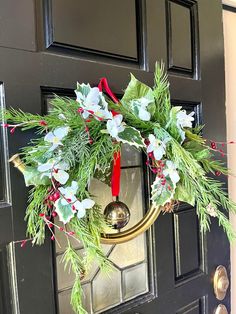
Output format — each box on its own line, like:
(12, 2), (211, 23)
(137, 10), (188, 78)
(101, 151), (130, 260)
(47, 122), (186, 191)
(101, 205), (161, 244)
(213, 266), (229, 301)
(9, 154), (161, 244)
(9, 154), (26, 173)
(214, 304), (228, 314)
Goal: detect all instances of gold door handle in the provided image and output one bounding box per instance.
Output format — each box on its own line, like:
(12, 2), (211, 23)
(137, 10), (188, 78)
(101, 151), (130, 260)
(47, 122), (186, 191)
(214, 304), (228, 314)
(213, 266), (229, 301)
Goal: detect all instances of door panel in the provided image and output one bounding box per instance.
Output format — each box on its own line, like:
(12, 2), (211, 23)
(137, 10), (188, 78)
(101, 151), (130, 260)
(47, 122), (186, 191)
(0, 1), (229, 313)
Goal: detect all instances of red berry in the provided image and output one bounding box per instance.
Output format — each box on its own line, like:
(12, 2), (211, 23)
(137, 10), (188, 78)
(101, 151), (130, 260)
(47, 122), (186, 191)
(48, 195), (54, 202)
(210, 141), (216, 149)
(59, 227), (64, 231)
(39, 213), (45, 217)
(152, 168), (158, 174)
(68, 231), (75, 236)
(215, 171), (221, 177)
(87, 110), (94, 114)
(148, 152), (154, 159)
(77, 108), (84, 113)
(72, 205), (76, 211)
(85, 119), (91, 123)
(89, 139), (93, 144)
(2, 123), (9, 128)
(10, 127), (16, 134)
(20, 240), (27, 248)
(48, 223), (53, 228)
(52, 211), (57, 217)
(85, 126), (89, 132)
(47, 203), (53, 209)
(39, 120), (47, 126)
(53, 191), (60, 201)
(144, 139), (150, 146)
(51, 235), (55, 241)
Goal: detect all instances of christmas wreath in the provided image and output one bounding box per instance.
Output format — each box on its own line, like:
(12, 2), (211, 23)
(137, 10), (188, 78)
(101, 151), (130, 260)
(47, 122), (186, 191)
(1, 63), (235, 314)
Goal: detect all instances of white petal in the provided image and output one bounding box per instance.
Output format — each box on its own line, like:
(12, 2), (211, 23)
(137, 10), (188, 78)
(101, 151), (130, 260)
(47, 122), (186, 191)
(48, 143), (60, 152)
(74, 200), (84, 211)
(53, 170), (69, 185)
(166, 160), (174, 169)
(58, 187), (66, 194)
(44, 132), (54, 143)
(77, 208), (86, 219)
(54, 127), (69, 139)
(148, 134), (156, 144)
(84, 87), (100, 106)
(138, 108), (151, 121)
(147, 143), (154, 153)
(114, 114), (123, 126)
(110, 126), (118, 138)
(61, 198), (68, 206)
(153, 147), (164, 160)
(71, 181), (78, 193)
(81, 198), (95, 209)
(37, 163), (53, 172)
(75, 90), (84, 102)
(82, 110), (90, 119)
(170, 171), (180, 184)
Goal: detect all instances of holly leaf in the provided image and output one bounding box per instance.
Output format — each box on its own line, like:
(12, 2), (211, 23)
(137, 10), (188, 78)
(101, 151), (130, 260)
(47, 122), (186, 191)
(23, 167), (51, 187)
(174, 183), (195, 206)
(151, 176), (175, 207)
(54, 199), (75, 224)
(122, 74), (152, 103)
(118, 126), (144, 148)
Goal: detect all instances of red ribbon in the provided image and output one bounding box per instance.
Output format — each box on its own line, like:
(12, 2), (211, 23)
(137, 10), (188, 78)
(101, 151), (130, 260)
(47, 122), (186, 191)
(98, 77), (121, 197)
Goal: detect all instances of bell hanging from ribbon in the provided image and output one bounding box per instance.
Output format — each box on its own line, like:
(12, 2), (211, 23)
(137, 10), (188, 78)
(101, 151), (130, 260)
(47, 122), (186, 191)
(98, 78), (130, 230)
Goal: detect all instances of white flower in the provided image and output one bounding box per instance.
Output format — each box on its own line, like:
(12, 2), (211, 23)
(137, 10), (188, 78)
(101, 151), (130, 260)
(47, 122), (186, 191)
(106, 114), (125, 140)
(147, 134), (168, 160)
(59, 181), (78, 205)
(37, 158), (69, 185)
(206, 204), (218, 217)
(74, 199), (95, 218)
(58, 113), (66, 120)
(163, 160), (180, 184)
(58, 181), (94, 218)
(130, 97), (152, 121)
(44, 127), (70, 151)
(176, 110), (195, 129)
(75, 84), (112, 120)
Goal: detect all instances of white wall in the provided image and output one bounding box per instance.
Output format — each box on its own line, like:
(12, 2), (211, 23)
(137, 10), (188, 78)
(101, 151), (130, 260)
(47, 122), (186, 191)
(223, 9), (236, 313)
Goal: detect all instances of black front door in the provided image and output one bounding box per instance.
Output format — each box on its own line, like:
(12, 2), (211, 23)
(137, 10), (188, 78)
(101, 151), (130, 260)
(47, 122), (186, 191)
(0, 1), (229, 313)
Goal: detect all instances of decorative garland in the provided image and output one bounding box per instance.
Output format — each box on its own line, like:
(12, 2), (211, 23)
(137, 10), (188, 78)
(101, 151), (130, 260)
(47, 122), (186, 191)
(1, 63), (236, 314)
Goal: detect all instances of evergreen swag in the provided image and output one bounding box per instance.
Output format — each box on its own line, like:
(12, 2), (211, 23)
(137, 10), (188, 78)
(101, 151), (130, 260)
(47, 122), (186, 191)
(1, 63), (236, 313)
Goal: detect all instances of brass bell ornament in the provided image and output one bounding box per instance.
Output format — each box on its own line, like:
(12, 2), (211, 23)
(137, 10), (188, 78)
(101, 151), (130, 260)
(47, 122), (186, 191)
(104, 199), (130, 230)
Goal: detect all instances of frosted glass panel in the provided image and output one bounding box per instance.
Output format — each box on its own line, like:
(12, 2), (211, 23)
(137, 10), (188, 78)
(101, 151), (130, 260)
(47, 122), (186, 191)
(121, 144), (141, 167)
(92, 267), (121, 312)
(55, 148), (154, 314)
(123, 263), (148, 300)
(57, 255), (76, 290)
(110, 234), (146, 268)
(58, 290), (74, 314)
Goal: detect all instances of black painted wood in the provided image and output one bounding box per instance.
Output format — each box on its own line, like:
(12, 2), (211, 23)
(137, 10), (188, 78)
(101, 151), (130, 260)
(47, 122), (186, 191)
(0, 0), (229, 313)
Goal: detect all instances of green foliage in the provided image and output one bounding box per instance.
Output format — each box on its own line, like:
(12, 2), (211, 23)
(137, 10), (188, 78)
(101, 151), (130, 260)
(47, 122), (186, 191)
(2, 62), (236, 313)
(118, 126), (144, 148)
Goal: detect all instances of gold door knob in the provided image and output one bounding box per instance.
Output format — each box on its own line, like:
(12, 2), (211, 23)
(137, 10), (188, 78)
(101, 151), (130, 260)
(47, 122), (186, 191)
(214, 304), (228, 314)
(213, 266), (229, 301)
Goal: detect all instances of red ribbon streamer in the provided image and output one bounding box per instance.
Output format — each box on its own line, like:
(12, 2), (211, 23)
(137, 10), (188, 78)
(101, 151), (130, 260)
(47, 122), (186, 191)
(98, 77), (121, 197)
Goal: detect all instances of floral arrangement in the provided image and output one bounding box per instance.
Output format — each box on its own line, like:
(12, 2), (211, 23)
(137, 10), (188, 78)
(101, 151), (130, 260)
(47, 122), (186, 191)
(1, 63), (235, 314)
